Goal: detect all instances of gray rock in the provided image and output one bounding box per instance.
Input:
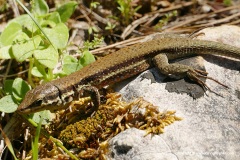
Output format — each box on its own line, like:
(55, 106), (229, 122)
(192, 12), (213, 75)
(107, 31), (240, 160)
(107, 128), (178, 160)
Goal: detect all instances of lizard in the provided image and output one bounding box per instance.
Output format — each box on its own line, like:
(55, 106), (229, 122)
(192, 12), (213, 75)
(17, 35), (240, 114)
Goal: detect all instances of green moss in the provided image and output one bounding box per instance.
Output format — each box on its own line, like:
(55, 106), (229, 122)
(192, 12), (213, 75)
(58, 93), (182, 156)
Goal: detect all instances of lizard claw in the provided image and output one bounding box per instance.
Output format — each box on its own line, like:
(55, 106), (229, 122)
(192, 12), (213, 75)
(187, 69), (228, 94)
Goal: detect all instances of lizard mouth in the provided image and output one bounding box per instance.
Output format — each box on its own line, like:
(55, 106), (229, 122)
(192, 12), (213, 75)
(17, 107), (33, 114)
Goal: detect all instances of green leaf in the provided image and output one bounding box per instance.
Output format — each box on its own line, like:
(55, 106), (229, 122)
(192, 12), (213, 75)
(0, 95), (18, 113)
(30, 110), (53, 124)
(32, 60), (48, 79)
(56, 1), (77, 23)
(12, 34), (42, 62)
(62, 55), (83, 75)
(41, 20), (56, 28)
(31, 0), (49, 15)
(12, 78), (31, 102)
(0, 22), (22, 46)
(3, 80), (14, 95)
(80, 51), (95, 67)
(46, 12), (61, 24)
(43, 23), (69, 49)
(10, 14), (38, 33)
(31, 66), (44, 77)
(16, 0), (55, 49)
(0, 45), (13, 59)
(33, 45), (58, 69)
(11, 14), (31, 25)
(90, 2), (100, 9)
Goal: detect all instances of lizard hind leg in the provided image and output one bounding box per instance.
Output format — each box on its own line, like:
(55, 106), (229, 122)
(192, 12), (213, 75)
(153, 53), (228, 93)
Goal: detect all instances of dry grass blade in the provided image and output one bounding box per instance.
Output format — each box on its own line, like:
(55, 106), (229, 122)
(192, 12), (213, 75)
(165, 4), (240, 32)
(0, 125), (18, 160)
(121, 14), (152, 39)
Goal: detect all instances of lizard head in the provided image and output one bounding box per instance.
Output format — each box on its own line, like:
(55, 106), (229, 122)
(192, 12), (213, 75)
(17, 83), (62, 114)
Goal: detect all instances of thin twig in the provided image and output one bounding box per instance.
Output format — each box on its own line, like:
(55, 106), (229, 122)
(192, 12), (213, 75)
(0, 70), (28, 78)
(195, 12), (240, 27)
(80, 4), (109, 24)
(121, 14), (152, 39)
(78, 5), (101, 32)
(148, 1), (195, 15)
(165, 5), (240, 31)
(91, 36), (145, 54)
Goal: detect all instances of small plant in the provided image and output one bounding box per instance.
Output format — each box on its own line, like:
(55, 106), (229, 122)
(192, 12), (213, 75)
(0, 0), (77, 114)
(105, 21), (116, 33)
(61, 35), (103, 76)
(116, 0), (141, 25)
(88, 26), (99, 35)
(88, 1), (100, 35)
(0, 0), (102, 116)
(0, 1), (103, 158)
(155, 10), (178, 30)
(90, 1), (100, 9)
(0, 78), (30, 113)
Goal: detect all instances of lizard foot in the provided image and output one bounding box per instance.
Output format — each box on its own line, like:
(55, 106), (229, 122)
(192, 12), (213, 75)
(187, 69), (228, 93)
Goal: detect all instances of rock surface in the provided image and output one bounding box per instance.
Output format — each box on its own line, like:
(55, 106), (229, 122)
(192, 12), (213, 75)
(107, 25), (240, 160)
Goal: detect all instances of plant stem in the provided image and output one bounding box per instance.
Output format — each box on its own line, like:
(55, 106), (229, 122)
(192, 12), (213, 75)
(28, 58), (35, 88)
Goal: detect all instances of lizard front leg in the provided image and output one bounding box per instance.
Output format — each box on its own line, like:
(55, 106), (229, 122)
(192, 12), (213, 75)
(69, 85), (101, 116)
(152, 53), (228, 92)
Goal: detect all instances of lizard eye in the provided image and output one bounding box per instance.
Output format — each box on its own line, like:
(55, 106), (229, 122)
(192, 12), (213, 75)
(34, 99), (42, 106)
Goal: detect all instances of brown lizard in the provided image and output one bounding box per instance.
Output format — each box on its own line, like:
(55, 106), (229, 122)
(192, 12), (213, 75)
(17, 35), (240, 114)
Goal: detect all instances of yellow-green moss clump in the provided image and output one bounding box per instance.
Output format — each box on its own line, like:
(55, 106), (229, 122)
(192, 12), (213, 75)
(58, 93), (182, 159)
